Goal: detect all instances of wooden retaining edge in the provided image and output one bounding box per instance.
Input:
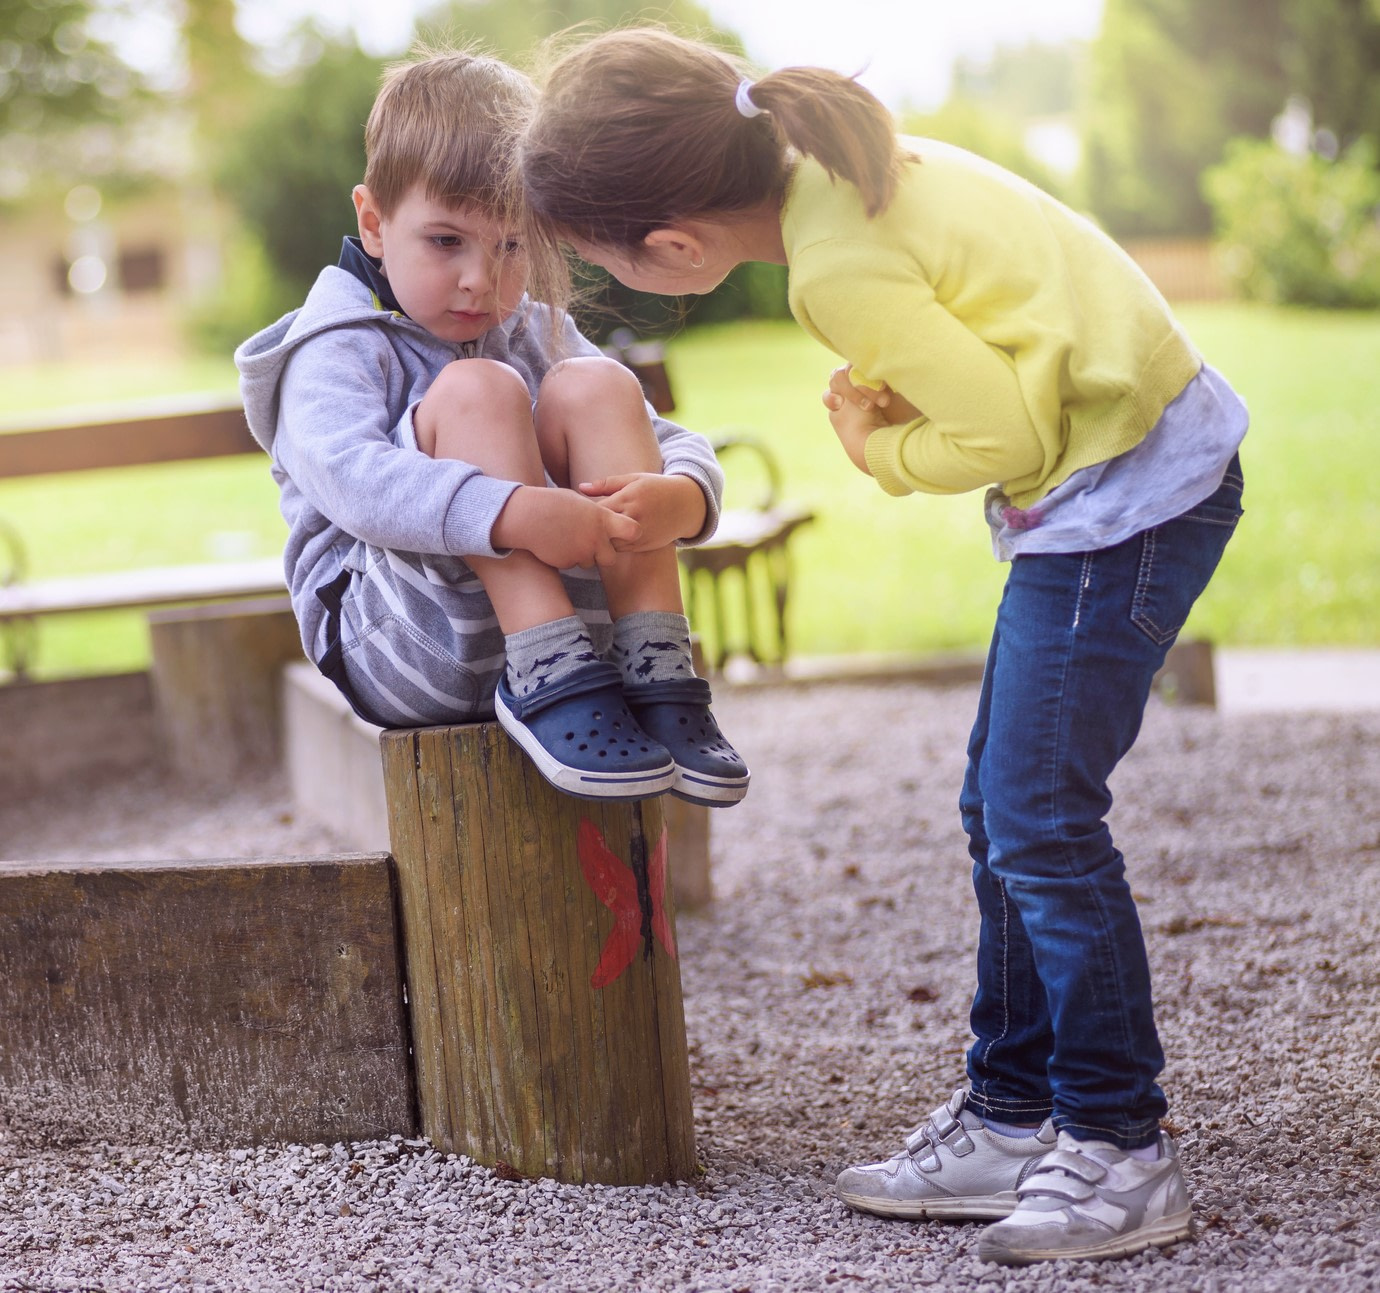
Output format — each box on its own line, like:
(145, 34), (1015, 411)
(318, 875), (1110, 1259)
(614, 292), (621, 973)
(0, 853), (416, 1147)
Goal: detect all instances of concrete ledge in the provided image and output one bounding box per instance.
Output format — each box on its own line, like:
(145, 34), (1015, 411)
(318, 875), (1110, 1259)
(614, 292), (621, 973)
(0, 852), (415, 1146)
(283, 663), (391, 851)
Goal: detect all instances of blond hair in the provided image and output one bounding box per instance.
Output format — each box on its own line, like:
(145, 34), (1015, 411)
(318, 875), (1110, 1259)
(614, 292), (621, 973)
(519, 26), (907, 252)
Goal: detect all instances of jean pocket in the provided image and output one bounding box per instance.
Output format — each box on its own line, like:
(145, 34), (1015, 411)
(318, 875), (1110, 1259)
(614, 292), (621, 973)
(1130, 476), (1243, 647)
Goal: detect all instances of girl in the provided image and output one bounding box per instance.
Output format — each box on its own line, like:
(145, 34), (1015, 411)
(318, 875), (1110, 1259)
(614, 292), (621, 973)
(518, 27), (1247, 1267)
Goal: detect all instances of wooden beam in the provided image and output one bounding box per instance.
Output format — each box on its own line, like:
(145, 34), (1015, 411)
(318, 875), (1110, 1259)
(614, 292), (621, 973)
(0, 853), (416, 1146)
(0, 396), (256, 479)
(0, 557), (286, 619)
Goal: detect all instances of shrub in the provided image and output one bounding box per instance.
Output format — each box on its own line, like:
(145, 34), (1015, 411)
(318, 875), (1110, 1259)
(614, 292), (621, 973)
(1203, 135), (1380, 307)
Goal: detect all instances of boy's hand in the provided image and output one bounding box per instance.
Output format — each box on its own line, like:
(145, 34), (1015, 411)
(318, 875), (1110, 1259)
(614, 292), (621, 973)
(494, 485), (641, 569)
(577, 472), (706, 552)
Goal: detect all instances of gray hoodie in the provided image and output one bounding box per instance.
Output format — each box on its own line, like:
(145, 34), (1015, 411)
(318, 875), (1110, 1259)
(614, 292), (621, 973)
(234, 267), (723, 663)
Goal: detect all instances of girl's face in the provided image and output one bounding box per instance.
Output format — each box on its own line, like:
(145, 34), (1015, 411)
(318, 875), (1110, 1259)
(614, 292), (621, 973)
(567, 234), (733, 297)
(354, 184), (528, 344)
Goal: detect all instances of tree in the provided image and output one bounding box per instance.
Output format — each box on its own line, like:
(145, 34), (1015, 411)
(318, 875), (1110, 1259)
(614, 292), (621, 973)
(1083, 0), (1289, 235)
(0, 0), (137, 134)
(214, 36), (383, 305)
(1084, 0), (1380, 236)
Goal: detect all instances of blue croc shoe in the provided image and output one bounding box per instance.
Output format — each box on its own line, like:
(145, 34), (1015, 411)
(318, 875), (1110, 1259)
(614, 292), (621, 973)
(494, 661), (676, 801)
(624, 677), (749, 807)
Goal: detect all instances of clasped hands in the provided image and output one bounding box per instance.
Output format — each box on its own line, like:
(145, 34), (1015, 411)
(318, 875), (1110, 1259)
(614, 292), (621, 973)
(500, 472), (705, 570)
(822, 365), (920, 475)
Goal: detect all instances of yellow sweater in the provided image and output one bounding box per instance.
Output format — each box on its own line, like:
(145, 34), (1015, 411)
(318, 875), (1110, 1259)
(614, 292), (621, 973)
(781, 140), (1203, 508)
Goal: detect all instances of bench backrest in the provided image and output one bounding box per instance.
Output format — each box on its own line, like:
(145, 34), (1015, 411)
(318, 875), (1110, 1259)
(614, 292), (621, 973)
(0, 395), (255, 480)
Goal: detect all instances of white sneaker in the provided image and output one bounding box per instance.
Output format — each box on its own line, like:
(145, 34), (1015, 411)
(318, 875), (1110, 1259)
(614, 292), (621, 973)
(836, 1089), (1057, 1221)
(978, 1130), (1193, 1265)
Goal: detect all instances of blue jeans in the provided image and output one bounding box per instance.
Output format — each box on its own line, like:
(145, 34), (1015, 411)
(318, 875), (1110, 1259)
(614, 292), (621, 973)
(960, 456), (1244, 1149)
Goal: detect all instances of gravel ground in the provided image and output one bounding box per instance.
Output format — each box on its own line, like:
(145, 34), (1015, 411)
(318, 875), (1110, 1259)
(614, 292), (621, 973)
(2, 677), (1378, 1292)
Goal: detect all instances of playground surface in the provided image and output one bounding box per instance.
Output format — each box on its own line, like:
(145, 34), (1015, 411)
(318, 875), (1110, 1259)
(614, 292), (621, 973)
(1, 676), (1378, 1291)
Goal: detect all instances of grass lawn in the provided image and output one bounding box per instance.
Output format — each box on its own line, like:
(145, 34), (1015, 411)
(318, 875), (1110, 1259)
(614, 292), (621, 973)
(1, 304), (1375, 679)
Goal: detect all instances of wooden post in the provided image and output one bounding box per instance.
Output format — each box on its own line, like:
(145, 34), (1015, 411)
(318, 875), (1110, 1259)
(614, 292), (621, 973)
(148, 596), (305, 780)
(380, 722), (696, 1185)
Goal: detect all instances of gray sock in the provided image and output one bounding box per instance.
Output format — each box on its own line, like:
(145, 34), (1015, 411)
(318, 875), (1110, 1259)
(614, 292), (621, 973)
(611, 611), (695, 686)
(504, 616), (601, 700)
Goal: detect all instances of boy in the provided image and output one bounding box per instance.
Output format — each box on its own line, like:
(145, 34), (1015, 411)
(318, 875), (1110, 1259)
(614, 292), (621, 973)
(234, 48), (748, 806)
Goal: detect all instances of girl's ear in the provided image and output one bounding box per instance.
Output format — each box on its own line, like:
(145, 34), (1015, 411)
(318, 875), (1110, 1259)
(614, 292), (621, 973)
(353, 185), (386, 258)
(642, 226), (707, 268)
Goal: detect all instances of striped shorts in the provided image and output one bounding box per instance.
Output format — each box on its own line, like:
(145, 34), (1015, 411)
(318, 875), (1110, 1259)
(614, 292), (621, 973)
(323, 540), (613, 729)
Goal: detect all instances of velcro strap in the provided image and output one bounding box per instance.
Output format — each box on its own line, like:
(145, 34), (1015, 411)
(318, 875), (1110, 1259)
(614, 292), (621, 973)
(929, 1106), (959, 1139)
(1019, 1172), (1096, 1204)
(1030, 1149), (1106, 1184)
(904, 1126), (933, 1156)
(504, 661), (624, 719)
(623, 676), (712, 706)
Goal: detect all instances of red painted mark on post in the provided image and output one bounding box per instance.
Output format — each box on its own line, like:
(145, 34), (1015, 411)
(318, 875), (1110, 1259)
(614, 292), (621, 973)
(577, 819), (675, 988)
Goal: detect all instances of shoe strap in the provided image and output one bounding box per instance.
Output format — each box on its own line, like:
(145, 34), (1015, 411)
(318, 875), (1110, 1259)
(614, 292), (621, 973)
(623, 676), (712, 706)
(502, 660), (625, 720)
(1016, 1147), (1107, 1201)
(905, 1103), (975, 1165)
(1017, 1170), (1097, 1204)
(1035, 1148), (1107, 1183)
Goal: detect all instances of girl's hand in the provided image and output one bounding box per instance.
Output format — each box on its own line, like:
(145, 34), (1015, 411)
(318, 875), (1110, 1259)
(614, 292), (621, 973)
(577, 472), (706, 552)
(824, 364), (891, 415)
(823, 366), (923, 424)
(822, 365), (924, 475)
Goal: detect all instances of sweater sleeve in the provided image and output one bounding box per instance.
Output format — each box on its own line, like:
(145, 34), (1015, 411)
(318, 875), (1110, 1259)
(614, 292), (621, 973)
(272, 326), (518, 558)
(790, 240), (1048, 497)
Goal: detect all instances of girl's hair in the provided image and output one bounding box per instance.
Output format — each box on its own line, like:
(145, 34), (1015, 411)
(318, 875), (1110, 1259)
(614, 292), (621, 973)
(364, 46), (534, 218)
(519, 26), (906, 251)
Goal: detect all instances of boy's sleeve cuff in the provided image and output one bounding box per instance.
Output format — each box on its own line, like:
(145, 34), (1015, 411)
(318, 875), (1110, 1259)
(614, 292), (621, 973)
(666, 464), (721, 546)
(865, 426), (916, 497)
(442, 474), (523, 559)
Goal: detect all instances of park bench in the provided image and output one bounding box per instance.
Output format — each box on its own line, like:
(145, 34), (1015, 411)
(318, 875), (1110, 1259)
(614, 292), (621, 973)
(0, 347), (814, 681)
(0, 393), (285, 681)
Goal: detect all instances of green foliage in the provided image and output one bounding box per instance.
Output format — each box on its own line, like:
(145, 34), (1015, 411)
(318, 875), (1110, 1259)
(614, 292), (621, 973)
(1085, 0), (1380, 237)
(1203, 136), (1380, 307)
(899, 99), (1068, 200)
(952, 41), (1081, 120)
(213, 37), (383, 307)
(7, 305), (1380, 678)
(420, 0), (730, 67)
(1084, 0), (1289, 235)
(0, 0), (137, 134)
(1283, 0), (1380, 149)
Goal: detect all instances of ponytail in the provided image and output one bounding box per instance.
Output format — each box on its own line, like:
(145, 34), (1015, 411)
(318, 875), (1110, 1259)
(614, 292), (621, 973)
(745, 67), (904, 217)
(519, 27), (907, 253)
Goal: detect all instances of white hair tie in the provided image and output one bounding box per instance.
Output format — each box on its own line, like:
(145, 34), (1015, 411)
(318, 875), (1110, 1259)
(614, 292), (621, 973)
(735, 79), (765, 118)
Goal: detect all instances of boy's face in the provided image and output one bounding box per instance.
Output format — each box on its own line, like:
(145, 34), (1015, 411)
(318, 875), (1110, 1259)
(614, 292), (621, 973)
(353, 184), (527, 344)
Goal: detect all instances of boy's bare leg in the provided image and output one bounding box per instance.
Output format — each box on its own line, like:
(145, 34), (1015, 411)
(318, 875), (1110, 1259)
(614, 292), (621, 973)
(536, 357), (750, 807)
(413, 358), (576, 633)
(533, 356), (688, 618)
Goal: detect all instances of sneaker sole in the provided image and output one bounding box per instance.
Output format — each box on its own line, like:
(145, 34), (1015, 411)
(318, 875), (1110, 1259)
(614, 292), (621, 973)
(838, 1188), (1019, 1221)
(670, 766), (750, 807)
(495, 689), (677, 801)
(978, 1208), (1194, 1266)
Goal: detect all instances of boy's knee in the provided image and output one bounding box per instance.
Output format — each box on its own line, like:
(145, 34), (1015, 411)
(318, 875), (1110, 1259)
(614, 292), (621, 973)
(538, 355), (645, 419)
(427, 357), (531, 410)
(416, 359), (533, 455)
